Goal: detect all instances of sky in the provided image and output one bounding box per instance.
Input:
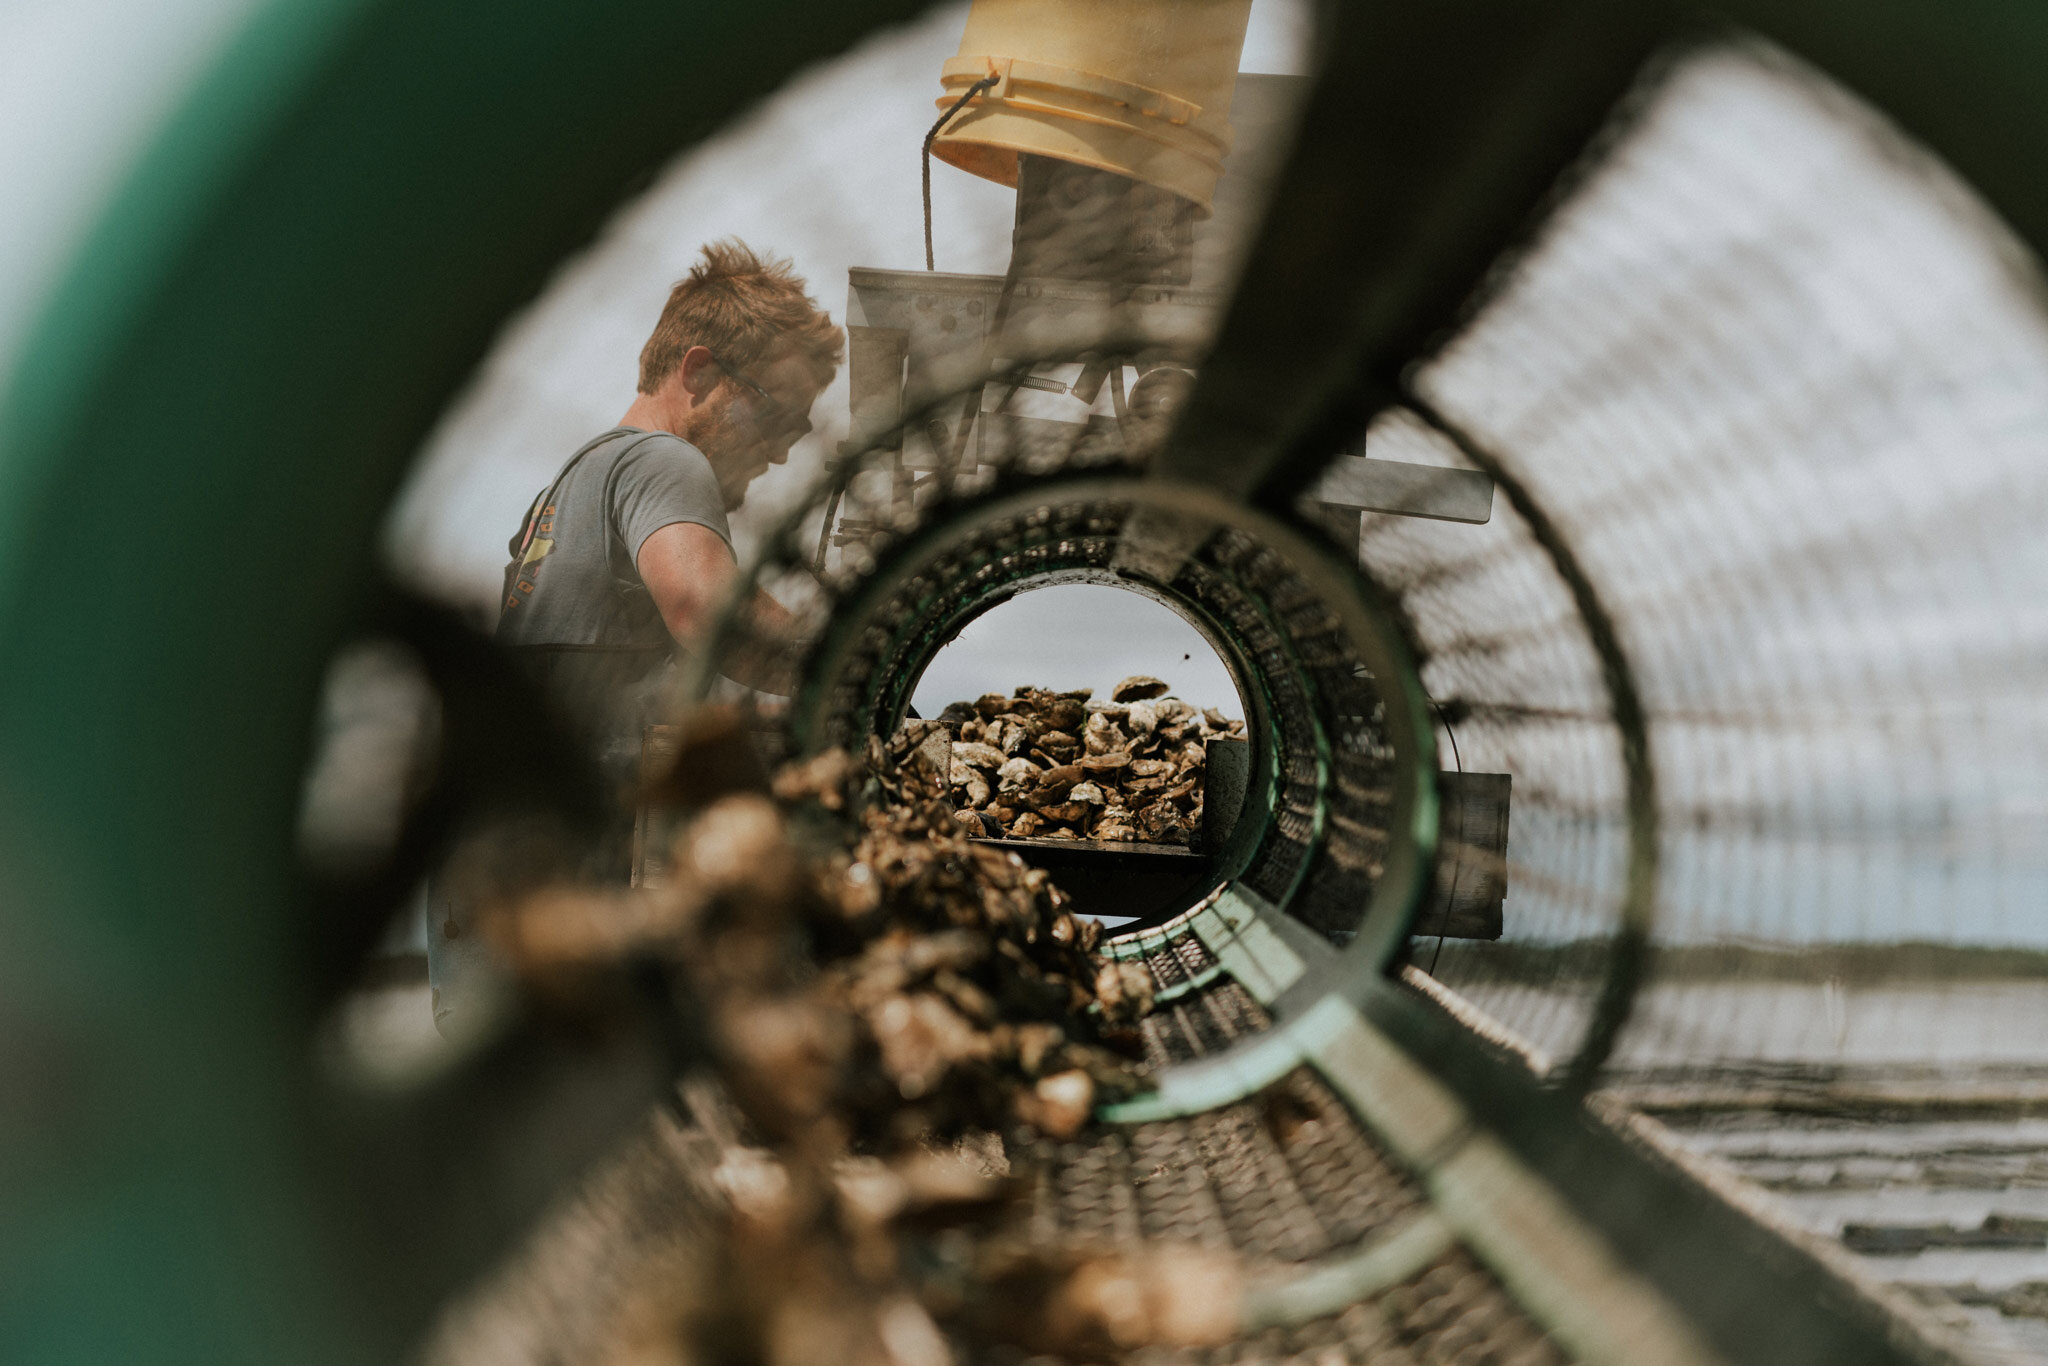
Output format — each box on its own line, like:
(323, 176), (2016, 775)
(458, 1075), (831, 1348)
(909, 585), (1244, 718)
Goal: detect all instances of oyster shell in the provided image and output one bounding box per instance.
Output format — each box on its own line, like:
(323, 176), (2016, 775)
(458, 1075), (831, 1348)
(920, 680), (1240, 848)
(952, 740), (1008, 771)
(996, 756), (1040, 792)
(1035, 728), (1080, 761)
(1111, 675), (1170, 702)
(949, 760), (992, 808)
(1082, 723), (1128, 756)
(582, 717), (1188, 1366)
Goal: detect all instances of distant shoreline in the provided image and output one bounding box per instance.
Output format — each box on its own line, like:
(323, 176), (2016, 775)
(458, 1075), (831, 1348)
(1422, 939), (2048, 985)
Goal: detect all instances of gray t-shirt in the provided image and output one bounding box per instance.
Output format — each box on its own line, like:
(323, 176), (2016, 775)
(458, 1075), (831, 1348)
(497, 427), (732, 768)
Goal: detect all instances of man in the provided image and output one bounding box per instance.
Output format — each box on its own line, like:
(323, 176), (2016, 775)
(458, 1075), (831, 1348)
(429, 242), (837, 1031)
(497, 238), (840, 782)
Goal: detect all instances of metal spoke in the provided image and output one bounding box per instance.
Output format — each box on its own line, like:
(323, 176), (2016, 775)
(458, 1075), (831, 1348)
(1147, 0), (1677, 505)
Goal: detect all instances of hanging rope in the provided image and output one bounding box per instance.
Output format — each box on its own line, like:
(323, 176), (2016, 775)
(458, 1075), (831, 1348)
(1426, 693), (1466, 979)
(923, 72), (1000, 271)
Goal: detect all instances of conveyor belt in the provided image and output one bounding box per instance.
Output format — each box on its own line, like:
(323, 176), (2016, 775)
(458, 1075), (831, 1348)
(1025, 1065), (1424, 1263)
(1127, 1249), (1574, 1366)
(1014, 963), (1574, 1364)
(1128, 932), (1221, 1001)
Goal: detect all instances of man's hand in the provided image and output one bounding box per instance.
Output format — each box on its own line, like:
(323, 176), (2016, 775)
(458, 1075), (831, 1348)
(636, 521), (797, 692)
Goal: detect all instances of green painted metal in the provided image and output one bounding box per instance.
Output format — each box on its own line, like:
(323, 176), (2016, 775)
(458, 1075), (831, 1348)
(1238, 1210), (1458, 1332)
(0, 2), (928, 1362)
(1148, 960), (1224, 1004)
(1190, 888), (1309, 1001)
(742, 469), (1440, 965)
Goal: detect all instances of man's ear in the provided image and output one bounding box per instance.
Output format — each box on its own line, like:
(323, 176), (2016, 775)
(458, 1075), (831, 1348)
(675, 345), (721, 404)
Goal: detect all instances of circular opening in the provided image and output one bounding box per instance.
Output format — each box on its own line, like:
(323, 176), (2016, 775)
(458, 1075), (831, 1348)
(905, 582), (1252, 930)
(699, 451), (1439, 974)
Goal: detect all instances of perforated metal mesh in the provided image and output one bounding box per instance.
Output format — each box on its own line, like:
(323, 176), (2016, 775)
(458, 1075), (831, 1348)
(1025, 1064), (1419, 1260)
(1131, 933), (1221, 996)
(1121, 1251), (1574, 1366)
(1008, 988), (1569, 1365)
(697, 417), (1427, 958)
(1387, 41), (2048, 1084)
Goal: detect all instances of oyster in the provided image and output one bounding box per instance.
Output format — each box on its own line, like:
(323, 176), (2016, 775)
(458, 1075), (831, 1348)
(950, 762), (991, 807)
(1082, 721), (1128, 757)
(1111, 675), (1170, 702)
(694, 725), (1171, 1361)
(995, 756), (1040, 792)
(1035, 728), (1081, 761)
(916, 679), (1245, 847)
(952, 740), (1008, 771)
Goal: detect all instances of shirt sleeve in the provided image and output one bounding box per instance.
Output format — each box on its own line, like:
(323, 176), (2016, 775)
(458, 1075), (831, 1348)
(608, 434), (734, 564)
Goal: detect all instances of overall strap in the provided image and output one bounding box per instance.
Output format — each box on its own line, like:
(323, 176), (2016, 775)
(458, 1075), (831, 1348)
(502, 429), (635, 615)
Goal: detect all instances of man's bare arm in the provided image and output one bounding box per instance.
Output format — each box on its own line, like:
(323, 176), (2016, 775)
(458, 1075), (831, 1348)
(635, 521), (795, 692)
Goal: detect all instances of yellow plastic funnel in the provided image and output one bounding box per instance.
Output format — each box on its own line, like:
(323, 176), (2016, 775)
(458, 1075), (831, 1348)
(931, 0), (1256, 214)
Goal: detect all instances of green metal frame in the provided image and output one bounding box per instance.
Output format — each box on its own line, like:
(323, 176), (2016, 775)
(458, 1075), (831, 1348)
(1098, 898), (1954, 1363)
(0, 3), (931, 1362)
(772, 474), (1441, 967)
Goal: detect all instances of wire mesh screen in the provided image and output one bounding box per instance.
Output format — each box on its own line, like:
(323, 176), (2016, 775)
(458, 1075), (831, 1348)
(694, 397), (1429, 957)
(395, 25), (2048, 1365)
(1357, 406), (1631, 1070)
(1387, 41), (2048, 1081)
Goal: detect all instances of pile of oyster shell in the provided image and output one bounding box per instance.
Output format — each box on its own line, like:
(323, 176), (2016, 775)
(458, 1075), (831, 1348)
(478, 712), (1254, 1365)
(930, 675), (1246, 845)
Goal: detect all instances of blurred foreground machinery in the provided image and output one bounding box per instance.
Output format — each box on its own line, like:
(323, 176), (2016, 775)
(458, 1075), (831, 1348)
(8, 0), (2048, 1363)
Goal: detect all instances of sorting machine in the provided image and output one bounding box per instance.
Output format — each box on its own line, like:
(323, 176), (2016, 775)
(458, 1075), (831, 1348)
(13, 0), (2047, 1363)
(815, 45), (1509, 939)
(667, 5), (1966, 1362)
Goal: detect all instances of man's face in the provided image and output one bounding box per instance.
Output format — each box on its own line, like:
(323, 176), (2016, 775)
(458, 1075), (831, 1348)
(680, 347), (828, 512)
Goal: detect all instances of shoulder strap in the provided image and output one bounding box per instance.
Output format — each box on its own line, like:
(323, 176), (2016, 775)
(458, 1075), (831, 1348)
(501, 429), (635, 615)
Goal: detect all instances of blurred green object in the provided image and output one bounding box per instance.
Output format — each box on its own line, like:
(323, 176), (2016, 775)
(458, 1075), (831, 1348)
(5, 0), (2048, 1362)
(0, 1), (926, 1361)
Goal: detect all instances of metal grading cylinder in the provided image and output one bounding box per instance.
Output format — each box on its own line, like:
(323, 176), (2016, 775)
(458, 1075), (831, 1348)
(929, 0), (1256, 213)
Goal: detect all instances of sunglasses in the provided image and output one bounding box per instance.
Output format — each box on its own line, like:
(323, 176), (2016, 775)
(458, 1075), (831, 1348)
(710, 353), (812, 439)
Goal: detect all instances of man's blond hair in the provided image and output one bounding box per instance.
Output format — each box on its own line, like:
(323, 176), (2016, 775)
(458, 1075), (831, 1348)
(638, 239), (842, 394)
